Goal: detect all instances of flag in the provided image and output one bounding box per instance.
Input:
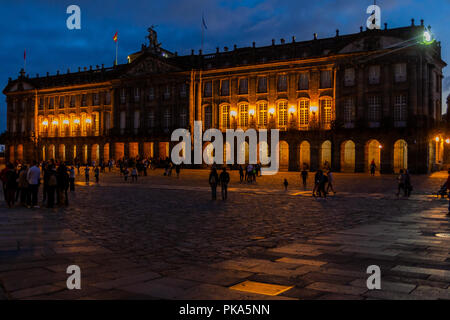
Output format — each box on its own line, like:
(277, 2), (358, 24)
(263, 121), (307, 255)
(113, 31), (118, 42)
(202, 14), (207, 30)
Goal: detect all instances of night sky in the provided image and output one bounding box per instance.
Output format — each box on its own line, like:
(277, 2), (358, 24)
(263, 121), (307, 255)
(1, 0), (449, 132)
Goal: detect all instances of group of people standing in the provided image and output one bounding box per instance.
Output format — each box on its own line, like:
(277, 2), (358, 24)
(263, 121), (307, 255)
(0, 160), (77, 209)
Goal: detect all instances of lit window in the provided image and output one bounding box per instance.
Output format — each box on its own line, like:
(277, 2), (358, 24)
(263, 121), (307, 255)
(320, 98), (333, 128)
(221, 105), (230, 129)
(258, 102), (267, 127)
(239, 104), (249, 127)
(299, 99), (310, 127)
(278, 101), (288, 127)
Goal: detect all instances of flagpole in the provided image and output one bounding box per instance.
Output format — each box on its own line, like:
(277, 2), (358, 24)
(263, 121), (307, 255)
(115, 40), (118, 65)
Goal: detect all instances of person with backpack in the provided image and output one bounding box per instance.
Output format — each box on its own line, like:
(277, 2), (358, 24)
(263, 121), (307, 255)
(219, 167), (230, 200)
(209, 168), (219, 200)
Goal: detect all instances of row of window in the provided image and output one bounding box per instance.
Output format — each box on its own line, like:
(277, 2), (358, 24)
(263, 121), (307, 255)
(343, 63), (407, 87)
(119, 84), (188, 104)
(342, 94), (408, 126)
(118, 109), (188, 131)
(37, 92), (112, 109)
(216, 99), (333, 130)
(203, 70), (332, 97)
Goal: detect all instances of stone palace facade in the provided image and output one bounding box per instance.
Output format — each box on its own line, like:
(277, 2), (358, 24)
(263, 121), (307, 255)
(2, 21), (447, 173)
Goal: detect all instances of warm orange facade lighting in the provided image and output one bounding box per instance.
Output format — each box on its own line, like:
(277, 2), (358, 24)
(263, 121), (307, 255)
(85, 118), (92, 124)
(268, 108), (275, 115)
(63, 119), (69, 125)
(42, 120), (48, 126)
(310, 106), (318, 113)
(52, 120), (58, 125)
(74, 119), (80, 124)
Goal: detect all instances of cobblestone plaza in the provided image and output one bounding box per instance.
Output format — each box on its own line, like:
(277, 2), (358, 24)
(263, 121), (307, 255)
(0, 170), (449, 300)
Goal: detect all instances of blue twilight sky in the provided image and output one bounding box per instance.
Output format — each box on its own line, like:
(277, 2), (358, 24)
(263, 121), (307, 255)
(1, 0), (449, 132)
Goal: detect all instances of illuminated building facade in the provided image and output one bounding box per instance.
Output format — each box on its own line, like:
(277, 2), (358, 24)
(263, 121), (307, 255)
(2, 22), (447, 173)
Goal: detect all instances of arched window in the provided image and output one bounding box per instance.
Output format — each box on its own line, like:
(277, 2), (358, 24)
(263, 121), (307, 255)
(320, 97), (333, 129)
(298, 99), (309, 128)
(278, 101), (288, 128)
(239, 103), (249, 127)
(257, 102), (268, 127)
(221, 105), (230, 129)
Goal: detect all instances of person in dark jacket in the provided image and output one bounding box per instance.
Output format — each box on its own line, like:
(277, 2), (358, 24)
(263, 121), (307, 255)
(5, 164), (18, 208)
(219, 167), (230, 200)
(209, 168), (219, 200)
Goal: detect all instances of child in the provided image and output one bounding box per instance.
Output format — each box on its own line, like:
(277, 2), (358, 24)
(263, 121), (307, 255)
(283, 179), (288, 191)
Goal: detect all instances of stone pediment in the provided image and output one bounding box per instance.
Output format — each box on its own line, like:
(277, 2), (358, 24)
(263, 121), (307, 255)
(124, 54), (180, 76)
(3, 80), (35, 94)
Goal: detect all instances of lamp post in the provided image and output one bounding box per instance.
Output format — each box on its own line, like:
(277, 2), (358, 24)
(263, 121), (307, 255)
(309, 106), (318, 129)
(230, 110), (237, 129)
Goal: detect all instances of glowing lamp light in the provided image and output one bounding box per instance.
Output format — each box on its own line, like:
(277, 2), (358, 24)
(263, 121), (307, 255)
(268, 107), (275, 115)
(421, 28), (435, 45)
(379, 145), (383, 149)
(52, 120), (58, 125)
(85, 118), (92, 124)
(249, 109), (255, 116)
(446, 139), (450, 144)
(63, 119), (69, 125)
(310, 106), (318, 113)
(42, 120), (48, 126)
(289, 106), (296, 114)
(74, 119), (80, 124)
(435, 136), (440, 142)
(230, 110), (237, 117)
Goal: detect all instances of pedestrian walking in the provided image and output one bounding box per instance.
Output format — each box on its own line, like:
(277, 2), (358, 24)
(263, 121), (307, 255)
(301, 167), (308, 190)
(239, 165), (244, 183)
(209, 168), (219, 200)
(283, 178), (288, 191)
(123, 167), (129, 182)
(84, 165), (90, 185)
(219, 167), (230, 200)
(326, 170), (336, 194)
(17, 165), (29, 206)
